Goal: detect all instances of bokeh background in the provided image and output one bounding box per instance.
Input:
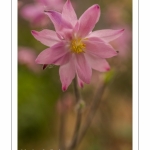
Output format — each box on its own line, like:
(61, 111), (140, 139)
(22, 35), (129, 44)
(18, 0), (132, 150)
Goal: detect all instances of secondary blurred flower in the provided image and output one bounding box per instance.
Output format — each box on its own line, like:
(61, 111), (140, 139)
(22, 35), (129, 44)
(20, 0), (65, 27)
(110, 26), (132, 59)
(18, 47), (40, 73)
(32, 0), (124, 91)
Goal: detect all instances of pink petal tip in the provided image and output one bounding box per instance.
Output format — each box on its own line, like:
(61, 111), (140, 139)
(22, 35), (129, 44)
(80, 83), (84, 88)
(94, 4), (100, 9)
(31, 30), (37, 35)
(106, 67), (110, 71)
(62, 86), (67, 92)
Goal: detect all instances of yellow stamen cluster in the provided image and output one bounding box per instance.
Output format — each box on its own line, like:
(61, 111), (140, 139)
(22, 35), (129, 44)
(70, 39), (85, 54)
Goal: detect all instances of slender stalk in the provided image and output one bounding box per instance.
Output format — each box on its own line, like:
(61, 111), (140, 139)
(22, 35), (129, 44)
(76, 81), (106, 146)
(73, 77), (81, 103)
(67, 77), (82, 150)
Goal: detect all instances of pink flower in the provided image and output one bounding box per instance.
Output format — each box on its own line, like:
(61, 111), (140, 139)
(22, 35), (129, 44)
(18, 47), (40, 73)
(20, 0), (65, 27)
(32, 0), (124, 91)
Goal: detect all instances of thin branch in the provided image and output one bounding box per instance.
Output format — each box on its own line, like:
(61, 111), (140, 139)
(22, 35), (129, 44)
(76, 81), (106, 146)
(73, 77), (81, 103)
(67, 77), (82, 150)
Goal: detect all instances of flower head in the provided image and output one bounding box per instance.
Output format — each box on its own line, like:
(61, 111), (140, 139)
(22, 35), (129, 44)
(32, 0), (124, 91)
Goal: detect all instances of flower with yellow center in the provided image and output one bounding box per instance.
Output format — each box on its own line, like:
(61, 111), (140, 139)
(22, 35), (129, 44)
(32, 0), (124, 91)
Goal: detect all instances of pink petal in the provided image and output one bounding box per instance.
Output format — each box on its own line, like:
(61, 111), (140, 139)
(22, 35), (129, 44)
(31, 30), (60, 47)
(45, 10), (72, 31)
(35, 42), (70, 65)
(84, 37), (118, 58)
(59, 59), (75, 91)
(88, 29), (125, 42)
(85, 54), (110, 72)
(53, 53), (71, 65)
(73, 21), (80, 35)
(77, 4), (100, 37)
(59, 28), (73, 41)
(77, 75), (84, 88)
(75, 54), (92, 84)
(62, 0), (77, 26)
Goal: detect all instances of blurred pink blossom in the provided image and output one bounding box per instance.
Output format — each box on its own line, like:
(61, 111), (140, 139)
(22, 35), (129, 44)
(32, 0), (124, 91)
(110, 26), (132, 59)
(18, 47), (40, 72)
(104, 5), (132, 59)
(20, 0), (65, 27)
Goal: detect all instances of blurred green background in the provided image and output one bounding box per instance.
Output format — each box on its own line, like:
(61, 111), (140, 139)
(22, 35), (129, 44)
(18, 0), (132, 150)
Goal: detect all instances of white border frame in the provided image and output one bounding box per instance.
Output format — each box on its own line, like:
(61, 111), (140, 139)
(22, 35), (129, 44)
(0, 0), (13, 149)
(12, 0), (18, 149)
(8, 0), (142, 149)
(139, 0), (150, 150)
(133, 0), (139, 149)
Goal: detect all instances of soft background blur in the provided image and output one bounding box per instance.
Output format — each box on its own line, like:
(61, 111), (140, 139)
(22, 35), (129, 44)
(18, 0), (132, 150)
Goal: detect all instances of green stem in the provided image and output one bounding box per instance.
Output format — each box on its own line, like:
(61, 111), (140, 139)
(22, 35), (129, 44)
(67, 77), (82, 150)
(76, 82), (106, 147)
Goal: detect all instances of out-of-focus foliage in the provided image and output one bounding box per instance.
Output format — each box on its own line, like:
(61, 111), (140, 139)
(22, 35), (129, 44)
(18, 0), (132, 150)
